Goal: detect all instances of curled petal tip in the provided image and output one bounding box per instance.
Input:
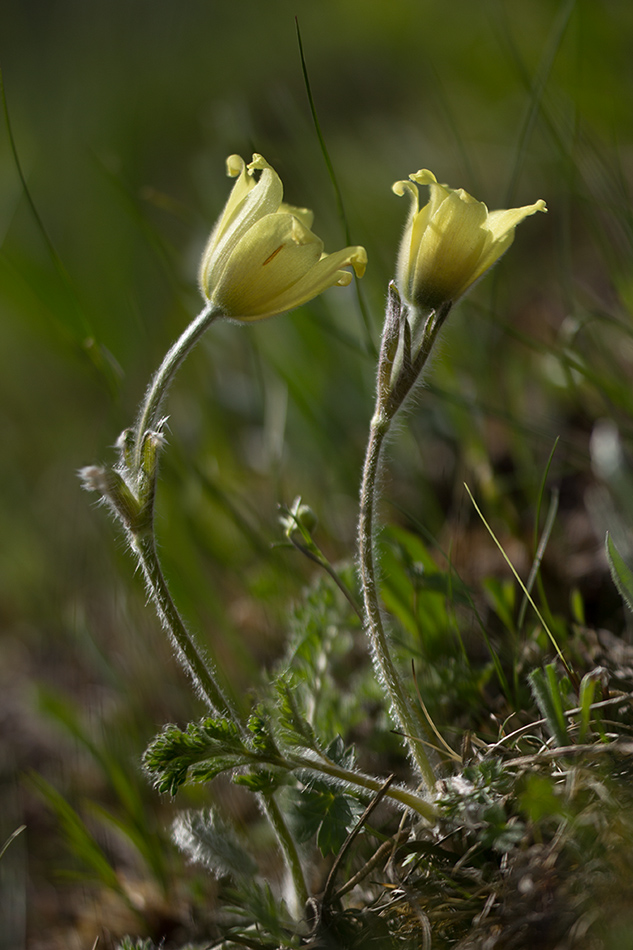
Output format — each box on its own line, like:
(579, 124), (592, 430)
(410, 169), (438, 185)
(351, 246), (368, 278)
(226, 154), (246, 178)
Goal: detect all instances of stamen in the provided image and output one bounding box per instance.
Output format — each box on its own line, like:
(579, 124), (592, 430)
(262, 245), (284, 266)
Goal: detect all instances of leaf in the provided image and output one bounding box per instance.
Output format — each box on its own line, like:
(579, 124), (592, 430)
(248, 709), (280, 756)
(605, 532), (633, 614)
(223, 880), (294, 945)
(172, 808), (258, 880)
(233, 768), (284, 794)
(0, 825), (25, 862)
(578, 671), (599, 743)
(324, 735), (356, 771)
(117, 940), (157, 950)
(142, 719), (253, 795)
(528, 665), (570, 747)
(275, 676), (319, 750)
(290, 785), (364, 856)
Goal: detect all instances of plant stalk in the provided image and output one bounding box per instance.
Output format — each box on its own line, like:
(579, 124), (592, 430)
(111, 304), (309, 909)
(357, 298), (452, 792)
(289, 751), (437, 821)
(358, 416), (436, 790)
(133, 303), (222, 470)
(132, 531), (236, 716)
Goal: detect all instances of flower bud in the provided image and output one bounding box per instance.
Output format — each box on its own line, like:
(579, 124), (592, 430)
(393, 169), (546, 312)
(199, 154), (367, 321)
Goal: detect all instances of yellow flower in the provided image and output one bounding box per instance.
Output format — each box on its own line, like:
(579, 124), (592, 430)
(393, 169), (546, 312)
(199, 154), (367, 321)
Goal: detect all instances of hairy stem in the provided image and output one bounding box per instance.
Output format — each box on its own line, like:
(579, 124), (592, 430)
(357, 299), (452, 792)
(133, 531), (236, 716)
(133, 531), (309, 907)
(262, 794), (309, 908)
(123, 307), (308, 908)
(134, 303), (222, 469)
(358, 416), (436, 790)
(288, 750), (437, 821)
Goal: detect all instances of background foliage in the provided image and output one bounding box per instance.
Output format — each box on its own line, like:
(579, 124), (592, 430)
(2, 0), (633, 946)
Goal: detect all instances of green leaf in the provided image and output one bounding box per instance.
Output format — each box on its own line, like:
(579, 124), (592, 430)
(606, 532), (633, 614)
(142, 718), (253, 795)
(117, 939), (157, 950)
(578, 671), (598, 743)
(324, 735), (356, 770)
(520, 774), (566, 823)
(223, 880), (295, 945)
(290, 785), (364, 856)
(233, 768), (284, 794)
(172, 808), (258, 880)
(528, 665), (570, 747)
(275, 676), (319, 749)
(248, 709), (280, 756)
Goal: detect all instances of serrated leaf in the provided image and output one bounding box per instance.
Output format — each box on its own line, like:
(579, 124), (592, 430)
(233, 768), (283, 794)
(290, 786), (364, 857)
(142, 719), (252, 795)
(172, 808), (258, 880)
(248, 709), (280, 756)
(223, 880), (294, 944)
(606, 532), (633, 614)
(324, 735), (356, 770)
(275, 677), (318, 749)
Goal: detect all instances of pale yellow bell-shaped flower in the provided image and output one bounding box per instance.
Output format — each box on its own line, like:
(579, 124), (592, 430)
(199, 154), (367, 321)
(393, 169), (546, 312)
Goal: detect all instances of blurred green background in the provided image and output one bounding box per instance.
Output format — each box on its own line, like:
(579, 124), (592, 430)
(2, 0), (633, 944)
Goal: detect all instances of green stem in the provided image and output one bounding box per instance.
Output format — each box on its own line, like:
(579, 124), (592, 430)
(262, 794), (309, 907)
(358, 415), (436, 790)
(125, 305), (309, 908)
(133, 530), (309, 906)
(357, 299), (452, 792)
(133, 531), (236, 717)
(134, 303), (222, 469)
(287, 751), (437, 821)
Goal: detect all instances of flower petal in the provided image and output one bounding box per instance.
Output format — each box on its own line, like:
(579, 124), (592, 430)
(212, 213), (323, 318)
(280, 203), (314, 229)
(485, 200), (547, 242)
(199, 153), (284, 297)
(412, 189), (489, 309)
(213, 210), (366, 320)
(392, 179), (424, 296)
(393, 166), (546, 310)
(410, 169), (451, 220)
(462, 199), (548, 293)
(242, 243), (367, 319)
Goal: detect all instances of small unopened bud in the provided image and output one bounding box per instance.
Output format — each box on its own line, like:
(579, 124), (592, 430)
(78, 464), (146, 534)
(78, 465), (111, 494)
(140, 429), (167, 480)
(116, 428), (136, 467)
(377, 282), (405, 400)
(280, 496), (318, 540)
